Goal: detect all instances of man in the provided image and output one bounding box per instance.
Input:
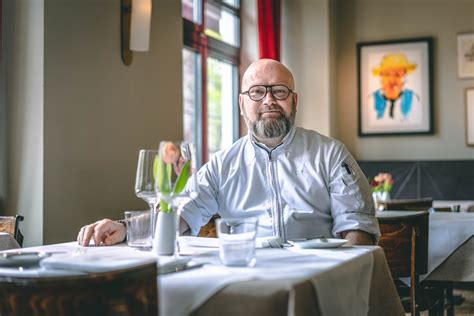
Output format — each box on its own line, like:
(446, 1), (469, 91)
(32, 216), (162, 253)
(77, 59), (379, 247)
(371, 53), (418, 120)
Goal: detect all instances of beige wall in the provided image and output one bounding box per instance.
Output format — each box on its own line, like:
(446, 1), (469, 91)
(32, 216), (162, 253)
(334, 0), (474, 160)
(5, 0), (183, 246)
(4, 0), (44, 246)
(282, 0), (333, 137)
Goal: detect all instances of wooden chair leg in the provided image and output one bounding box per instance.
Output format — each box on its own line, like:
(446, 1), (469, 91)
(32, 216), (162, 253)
(446, 283), (454, 316)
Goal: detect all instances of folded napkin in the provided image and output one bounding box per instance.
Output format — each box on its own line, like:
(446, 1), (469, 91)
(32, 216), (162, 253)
(157, 256), (191, 274)
(40, 248), (157, 273)
(179, 236), (283, 248)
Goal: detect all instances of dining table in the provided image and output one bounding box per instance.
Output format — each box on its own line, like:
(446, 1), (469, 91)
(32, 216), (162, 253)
(424, 212), (474, 282)
(376, 210), (474, 281)
(377, 210), (474, 316)
(0, 239), (405, 316)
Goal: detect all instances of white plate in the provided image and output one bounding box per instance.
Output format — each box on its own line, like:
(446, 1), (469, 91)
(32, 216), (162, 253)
(0, 251), (51, 268)
(179, 236), (220, 248)
(288, 238), (348, 249)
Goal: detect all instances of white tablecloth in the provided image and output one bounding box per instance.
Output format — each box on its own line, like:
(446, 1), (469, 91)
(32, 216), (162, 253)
(0, 242), (378, 316)
(423, 212), (474, 279)
(160, 246), (374, 316)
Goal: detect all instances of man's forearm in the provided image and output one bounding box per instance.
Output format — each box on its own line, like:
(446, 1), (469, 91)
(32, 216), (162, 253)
(341, 230), (376, 245)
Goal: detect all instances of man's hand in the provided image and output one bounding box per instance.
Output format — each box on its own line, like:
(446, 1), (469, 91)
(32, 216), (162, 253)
(77, 219), (126, 246)
(341, 230), (375, 246)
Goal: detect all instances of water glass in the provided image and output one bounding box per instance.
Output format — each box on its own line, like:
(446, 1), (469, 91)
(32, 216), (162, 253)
(125, 210), (153, 248)
(216, 217), (258, 267)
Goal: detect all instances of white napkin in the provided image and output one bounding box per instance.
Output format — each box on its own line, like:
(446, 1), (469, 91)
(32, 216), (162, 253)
(40, 248), (157, 273)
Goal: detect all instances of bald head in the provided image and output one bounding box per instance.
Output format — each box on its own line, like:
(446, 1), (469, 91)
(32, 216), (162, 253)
(241, 59), (295, 91)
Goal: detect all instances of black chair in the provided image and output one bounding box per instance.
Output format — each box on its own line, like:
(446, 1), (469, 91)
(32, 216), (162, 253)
(0, 215), (24, 247)
(0, 262), (158, 316)
(377, 211), (444, 316)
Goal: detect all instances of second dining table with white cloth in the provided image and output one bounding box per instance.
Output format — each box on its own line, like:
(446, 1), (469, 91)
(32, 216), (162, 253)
(0, 240), (404, 316)
(377, 210), (474, 282)
(424, 212), (474, 282)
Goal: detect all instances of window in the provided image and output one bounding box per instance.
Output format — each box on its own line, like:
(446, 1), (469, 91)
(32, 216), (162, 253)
(182, 0), (240, 166)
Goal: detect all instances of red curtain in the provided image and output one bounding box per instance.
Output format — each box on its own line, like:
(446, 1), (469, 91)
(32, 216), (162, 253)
(257, 0), (281, 61)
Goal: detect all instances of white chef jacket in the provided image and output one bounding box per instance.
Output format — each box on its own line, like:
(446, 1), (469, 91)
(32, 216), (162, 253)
(181, 127), (380, 240)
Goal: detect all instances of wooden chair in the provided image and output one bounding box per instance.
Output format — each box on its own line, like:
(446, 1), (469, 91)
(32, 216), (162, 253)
(0, 262), (158, 316)
(378, 197), (433, 211)
(377, 211), (443, 316)
(0, 215), (24, 247)
(197, 215), (219, 238)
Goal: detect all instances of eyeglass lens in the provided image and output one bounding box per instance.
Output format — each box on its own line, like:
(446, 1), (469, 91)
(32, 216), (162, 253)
(248, 85), (290, 101)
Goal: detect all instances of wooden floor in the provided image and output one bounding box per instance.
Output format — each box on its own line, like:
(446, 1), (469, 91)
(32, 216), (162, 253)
(453, 288), (474, 316)
(407, 287), (474, 316)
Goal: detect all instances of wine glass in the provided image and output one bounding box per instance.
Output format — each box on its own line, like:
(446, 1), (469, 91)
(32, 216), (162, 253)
(134, 149), (160, 248)
(153, 141), (198, 255)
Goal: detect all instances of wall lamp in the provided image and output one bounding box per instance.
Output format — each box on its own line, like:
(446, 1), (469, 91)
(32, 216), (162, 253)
(121, 0), (152, 65)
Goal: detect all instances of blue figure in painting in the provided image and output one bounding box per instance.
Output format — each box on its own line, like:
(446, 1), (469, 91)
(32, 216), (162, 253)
(372, 53), (418, 120)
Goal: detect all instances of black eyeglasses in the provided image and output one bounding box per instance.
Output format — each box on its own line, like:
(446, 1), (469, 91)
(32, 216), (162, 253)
(241, 85), (294, 101)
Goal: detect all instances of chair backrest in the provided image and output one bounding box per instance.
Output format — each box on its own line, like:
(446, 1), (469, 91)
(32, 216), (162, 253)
(379, 197), (433, 211)
(197, 215), (219, 238)
(377, 211), (429, 316)
(377, 211), (429, 278)
(0, 262), (158, 316)
(0, 215), (24, 247)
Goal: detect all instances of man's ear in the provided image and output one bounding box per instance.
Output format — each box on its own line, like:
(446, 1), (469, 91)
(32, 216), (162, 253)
(238, 94), (244, 116)
(293, 93), (298, 112)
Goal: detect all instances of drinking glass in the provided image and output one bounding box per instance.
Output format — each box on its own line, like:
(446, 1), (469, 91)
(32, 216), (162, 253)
(216, 216), (259, 267)
(153, 141), (198, 255)
(134, 149), (160, 246)
(124, 210), (152, 248)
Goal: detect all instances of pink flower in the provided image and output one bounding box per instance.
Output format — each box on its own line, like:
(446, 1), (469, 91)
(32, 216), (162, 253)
(369, 173), (394, 192)
(161, 142), (180, 164)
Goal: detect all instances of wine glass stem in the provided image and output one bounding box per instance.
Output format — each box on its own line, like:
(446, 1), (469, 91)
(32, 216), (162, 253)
(149, 202), (158, 240)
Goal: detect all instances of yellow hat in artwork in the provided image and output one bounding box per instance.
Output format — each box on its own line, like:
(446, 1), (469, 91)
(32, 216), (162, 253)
(372, 53), (417, 76)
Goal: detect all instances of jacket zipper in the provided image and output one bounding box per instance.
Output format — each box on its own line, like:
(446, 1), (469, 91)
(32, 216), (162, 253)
(267, 150), (285, 240)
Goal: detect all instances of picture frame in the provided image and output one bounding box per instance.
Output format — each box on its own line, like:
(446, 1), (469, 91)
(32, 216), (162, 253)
(357, 37), (434, 136)
(457, 33), (474, 79)
(466, 87), (474, 146)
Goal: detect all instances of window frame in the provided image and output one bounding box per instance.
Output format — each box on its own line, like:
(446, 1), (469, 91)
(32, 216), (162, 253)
(182, 0), (241, 164)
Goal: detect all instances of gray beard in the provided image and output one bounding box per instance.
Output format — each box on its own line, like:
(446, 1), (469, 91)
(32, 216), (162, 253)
(244, 103), (296, 139)
(252, 115), (292, 139)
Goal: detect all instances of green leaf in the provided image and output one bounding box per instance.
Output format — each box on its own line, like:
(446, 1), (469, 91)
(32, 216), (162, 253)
(166, 162), (172, 192)
(156, 154), (170, 194)
(153, 154), (159, 179)
(160, 200), (171, 212)
(173, 160), (191, 194)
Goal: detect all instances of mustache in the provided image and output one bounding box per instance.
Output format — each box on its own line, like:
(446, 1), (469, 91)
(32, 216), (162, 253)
(257, 105), (285, 115)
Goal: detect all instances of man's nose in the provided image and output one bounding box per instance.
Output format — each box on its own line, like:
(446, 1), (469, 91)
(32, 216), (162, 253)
(262, 88), (276, 104)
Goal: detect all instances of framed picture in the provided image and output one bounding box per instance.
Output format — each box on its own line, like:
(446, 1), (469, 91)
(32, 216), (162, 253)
(357, 37), (433, 136)
(466, 87), (474, 146)
(457, 33), (474, 79)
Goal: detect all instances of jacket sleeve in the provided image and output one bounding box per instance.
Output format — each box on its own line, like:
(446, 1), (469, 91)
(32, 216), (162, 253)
(327, 142), (380, 239)
(180, 158), (220, 236)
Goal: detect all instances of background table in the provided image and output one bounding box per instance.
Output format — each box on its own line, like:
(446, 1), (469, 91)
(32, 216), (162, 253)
(426, 212), (474, 281)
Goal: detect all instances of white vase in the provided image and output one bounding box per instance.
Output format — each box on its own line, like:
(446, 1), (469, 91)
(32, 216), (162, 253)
(152, 211), (177, 255)
(380, 191), (391, 201)
(372, 191), (391, 211)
